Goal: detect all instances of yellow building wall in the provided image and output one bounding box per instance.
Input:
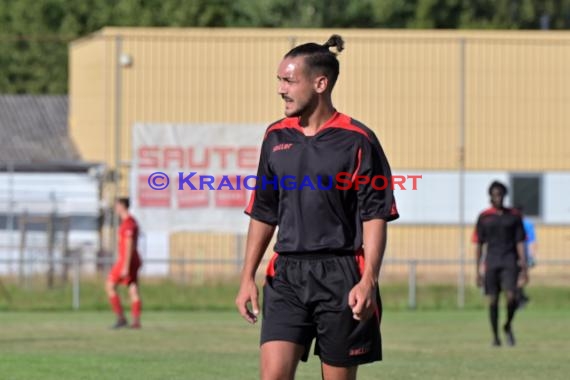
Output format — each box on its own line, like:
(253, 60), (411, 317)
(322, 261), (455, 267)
(169, 225), (568, 284)
(168, 231), (274, 283)
(69, 35), (113, 163)
(383, 225), (568, 283)
(465, 40), (570, 170)
(69, 28), (570, 173)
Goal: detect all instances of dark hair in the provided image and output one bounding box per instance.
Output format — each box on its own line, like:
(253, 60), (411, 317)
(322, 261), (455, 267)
(488, 181), (508, 196)
(116, 197), (130, 209)
(284, 34), (345, 90)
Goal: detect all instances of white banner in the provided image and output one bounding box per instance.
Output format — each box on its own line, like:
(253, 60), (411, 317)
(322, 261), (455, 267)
(131, 123), (266, 233)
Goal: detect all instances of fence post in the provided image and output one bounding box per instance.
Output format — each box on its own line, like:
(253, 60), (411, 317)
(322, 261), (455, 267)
(457, 37), (467, 309)
(18, 212), (27, 286)
(408, 260), (417, 309)
(72, 254), (80, 310)
(47, 212), (55, 288)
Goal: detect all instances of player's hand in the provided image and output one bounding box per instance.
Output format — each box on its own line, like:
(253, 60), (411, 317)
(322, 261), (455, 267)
(476, 273), (484, 288)
(120, 266), (129, 278)
(348, 278), (376, 321)
(235, 278), (260, 324)
(518, 270), (529, 287)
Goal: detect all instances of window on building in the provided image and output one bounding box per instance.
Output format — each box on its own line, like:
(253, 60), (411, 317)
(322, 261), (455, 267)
(511, 175), (541, 218)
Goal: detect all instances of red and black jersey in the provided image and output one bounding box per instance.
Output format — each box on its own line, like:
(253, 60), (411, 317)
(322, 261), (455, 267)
(473, 207), (525, 268)
(245, 111), (399, 254)
(118, 216), (141, 265)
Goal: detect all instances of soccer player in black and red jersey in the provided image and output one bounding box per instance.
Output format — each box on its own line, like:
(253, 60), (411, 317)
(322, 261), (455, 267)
(235, 35), (399, 380)
(473, 181), (528, 347)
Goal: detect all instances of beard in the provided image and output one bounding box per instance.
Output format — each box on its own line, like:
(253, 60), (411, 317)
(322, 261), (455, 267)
(283, 96), (317, 118)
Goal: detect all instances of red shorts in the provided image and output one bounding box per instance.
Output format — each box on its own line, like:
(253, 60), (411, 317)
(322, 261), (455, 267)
(108, 260), (141, 285)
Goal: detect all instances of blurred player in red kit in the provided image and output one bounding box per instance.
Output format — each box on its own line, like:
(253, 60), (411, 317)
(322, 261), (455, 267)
(106, 197), (142, 329)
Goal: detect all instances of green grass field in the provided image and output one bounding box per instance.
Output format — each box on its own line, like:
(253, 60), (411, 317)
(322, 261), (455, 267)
(1, 309), (569, 380)
(2, 281), (569, 311)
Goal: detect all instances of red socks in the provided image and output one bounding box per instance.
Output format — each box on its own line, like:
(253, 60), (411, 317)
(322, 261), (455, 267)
(132, 300), (142, 322)
(109, 295), (125, 319)
(110, 294), (141, 326)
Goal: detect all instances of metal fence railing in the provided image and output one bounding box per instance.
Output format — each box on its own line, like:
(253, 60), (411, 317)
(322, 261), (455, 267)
(1, 257), (568, 311)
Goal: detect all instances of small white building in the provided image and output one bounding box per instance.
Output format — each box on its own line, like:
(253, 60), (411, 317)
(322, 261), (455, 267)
(0, 95), (102, 276)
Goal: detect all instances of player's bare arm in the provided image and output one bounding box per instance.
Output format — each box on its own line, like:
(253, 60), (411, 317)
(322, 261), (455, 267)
(121, 236), (133, 278)
(529, 241), (537, 264)
(517, 241), (529, 286)
(236, 219), (276, 324)
(349, 218), (386, 321)
(475, 242), (484, 287)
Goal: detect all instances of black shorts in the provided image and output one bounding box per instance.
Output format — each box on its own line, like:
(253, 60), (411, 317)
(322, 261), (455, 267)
(484, 266), (518, 295)
(260, 251), (382, 367)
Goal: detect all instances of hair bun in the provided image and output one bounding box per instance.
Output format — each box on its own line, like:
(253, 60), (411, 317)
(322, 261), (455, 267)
(323, 34), (344, 54)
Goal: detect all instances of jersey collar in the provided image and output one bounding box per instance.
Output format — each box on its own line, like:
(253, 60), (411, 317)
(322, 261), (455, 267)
(289, 111), (341, 136)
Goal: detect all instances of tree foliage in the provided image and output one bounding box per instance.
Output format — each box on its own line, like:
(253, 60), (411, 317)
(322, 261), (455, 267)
(1, 0), (569, 93)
